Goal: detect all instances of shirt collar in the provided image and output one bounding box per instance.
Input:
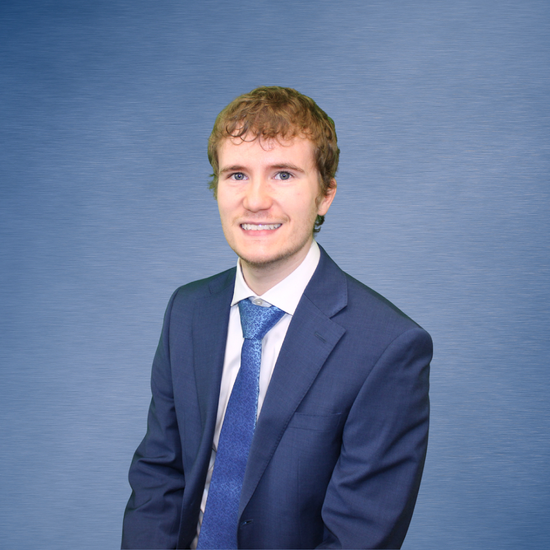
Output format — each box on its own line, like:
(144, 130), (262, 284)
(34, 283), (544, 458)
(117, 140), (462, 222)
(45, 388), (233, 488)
(231, 240), (321, 315)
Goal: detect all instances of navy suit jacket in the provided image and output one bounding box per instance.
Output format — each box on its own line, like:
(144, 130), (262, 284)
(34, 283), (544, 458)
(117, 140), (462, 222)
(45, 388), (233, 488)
(122, 246), (432, 549)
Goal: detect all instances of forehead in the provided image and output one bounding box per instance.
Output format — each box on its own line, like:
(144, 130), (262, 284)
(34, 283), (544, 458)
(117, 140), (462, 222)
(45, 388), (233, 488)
(218, 134), (316, 168)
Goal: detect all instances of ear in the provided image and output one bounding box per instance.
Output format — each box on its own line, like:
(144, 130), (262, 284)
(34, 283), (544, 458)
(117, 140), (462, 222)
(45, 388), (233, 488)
(317, 179), (337, 216)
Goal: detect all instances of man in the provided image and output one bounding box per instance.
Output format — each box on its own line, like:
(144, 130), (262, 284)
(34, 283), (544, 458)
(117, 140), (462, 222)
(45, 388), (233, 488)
(122, 86), (432, 549)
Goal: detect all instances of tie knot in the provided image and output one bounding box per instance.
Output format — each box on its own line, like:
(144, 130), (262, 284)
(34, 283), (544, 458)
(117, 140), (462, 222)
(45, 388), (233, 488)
(238, 299), (285, 341)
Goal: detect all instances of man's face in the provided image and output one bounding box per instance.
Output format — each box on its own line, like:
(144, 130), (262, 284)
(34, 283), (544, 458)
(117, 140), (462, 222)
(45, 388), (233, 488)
(217, 135), (335, 280)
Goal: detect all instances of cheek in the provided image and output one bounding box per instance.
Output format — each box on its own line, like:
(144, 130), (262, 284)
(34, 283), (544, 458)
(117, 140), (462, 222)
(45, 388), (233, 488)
(217, 192), (236, 218)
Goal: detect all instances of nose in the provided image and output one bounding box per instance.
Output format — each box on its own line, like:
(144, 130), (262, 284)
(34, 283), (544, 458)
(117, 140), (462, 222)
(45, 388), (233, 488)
(242, 178), (273, 212)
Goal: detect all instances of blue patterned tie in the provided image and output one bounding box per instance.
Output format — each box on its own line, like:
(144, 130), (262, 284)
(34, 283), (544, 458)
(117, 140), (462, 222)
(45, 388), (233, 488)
(197, 299), (285, 549)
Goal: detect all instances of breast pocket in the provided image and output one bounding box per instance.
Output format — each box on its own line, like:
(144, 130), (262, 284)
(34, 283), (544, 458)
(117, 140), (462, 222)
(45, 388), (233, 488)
(289, 411), (342, 432)
(289, 411), (343, 460)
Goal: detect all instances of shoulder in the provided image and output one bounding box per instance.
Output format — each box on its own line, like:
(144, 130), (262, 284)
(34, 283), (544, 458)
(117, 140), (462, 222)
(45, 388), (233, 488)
(344, 271), (423, 330)
(315, 246), (431, 347)
(164, 267), (236, 316)
(343, 270), (432, 354)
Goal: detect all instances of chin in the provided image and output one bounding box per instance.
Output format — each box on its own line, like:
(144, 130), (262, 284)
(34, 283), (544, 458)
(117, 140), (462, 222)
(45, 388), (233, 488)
(238, 245), (306, 270)
(238, 253), (284, 268)
(229, 233), (313, 272)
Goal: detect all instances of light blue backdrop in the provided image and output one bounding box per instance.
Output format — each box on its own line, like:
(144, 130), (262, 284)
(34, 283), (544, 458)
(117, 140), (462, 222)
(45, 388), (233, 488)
(1, 1), (548, 548)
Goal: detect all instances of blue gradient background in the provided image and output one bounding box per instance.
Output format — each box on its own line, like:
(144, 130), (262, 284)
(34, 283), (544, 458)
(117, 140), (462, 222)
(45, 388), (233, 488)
(1, 1), (548, 548)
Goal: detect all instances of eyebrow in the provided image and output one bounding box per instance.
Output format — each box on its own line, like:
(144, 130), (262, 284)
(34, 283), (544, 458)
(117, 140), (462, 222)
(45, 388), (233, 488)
(219, 165), (247, 175)
(219, 163), (306, 175)
(271, 163), (305, 173)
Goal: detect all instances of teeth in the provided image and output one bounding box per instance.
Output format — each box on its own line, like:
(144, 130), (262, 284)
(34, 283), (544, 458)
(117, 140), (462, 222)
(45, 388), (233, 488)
(241, 223), (281, 231)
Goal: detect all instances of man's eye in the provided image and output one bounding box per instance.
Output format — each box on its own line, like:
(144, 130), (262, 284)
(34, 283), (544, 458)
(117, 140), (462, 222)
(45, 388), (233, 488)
(231, 172), (246, 181)
(275, 171), (292, 181)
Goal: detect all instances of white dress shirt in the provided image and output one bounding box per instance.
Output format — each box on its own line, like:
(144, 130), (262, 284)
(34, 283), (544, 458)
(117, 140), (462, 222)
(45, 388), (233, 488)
(191, 240), (321, 547)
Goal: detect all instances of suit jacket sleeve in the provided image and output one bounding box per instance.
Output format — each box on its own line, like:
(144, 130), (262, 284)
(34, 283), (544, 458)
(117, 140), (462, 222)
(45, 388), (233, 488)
(122, 289), (185, 549)
(318, 326), (432, 549)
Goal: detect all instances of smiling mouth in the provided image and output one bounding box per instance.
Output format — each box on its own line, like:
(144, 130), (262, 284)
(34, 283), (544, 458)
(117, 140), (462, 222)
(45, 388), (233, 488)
(241, 223), (282, 231)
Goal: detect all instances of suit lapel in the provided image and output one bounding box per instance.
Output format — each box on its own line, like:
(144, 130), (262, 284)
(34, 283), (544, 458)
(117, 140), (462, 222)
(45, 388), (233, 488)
(239, 247), (348, 513)
(192, 269), (235, 431)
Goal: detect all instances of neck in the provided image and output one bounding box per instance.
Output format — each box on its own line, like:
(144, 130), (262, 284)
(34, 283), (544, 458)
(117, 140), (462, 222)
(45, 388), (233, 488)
(240, 245), (312, 296)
